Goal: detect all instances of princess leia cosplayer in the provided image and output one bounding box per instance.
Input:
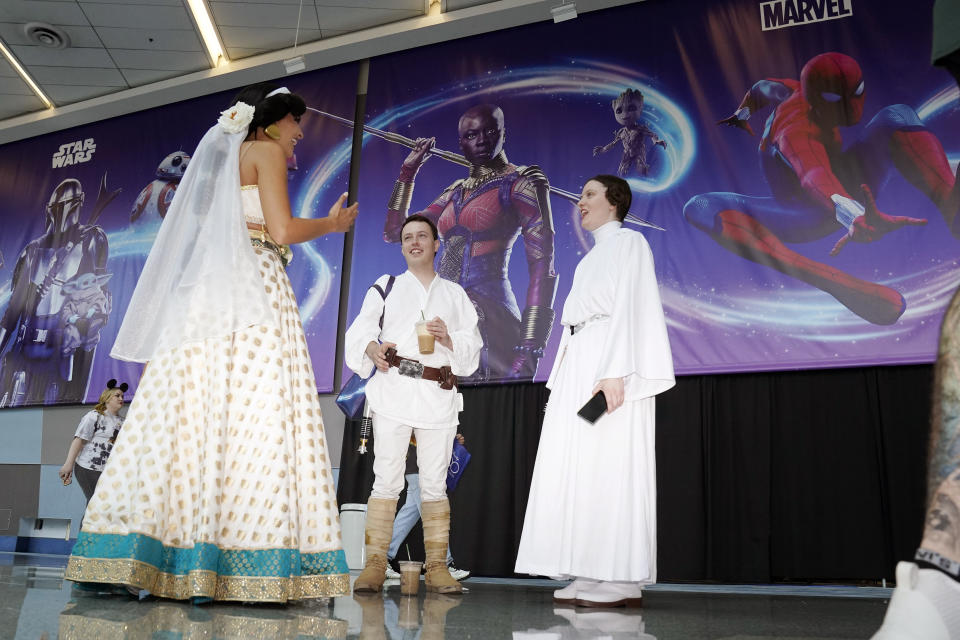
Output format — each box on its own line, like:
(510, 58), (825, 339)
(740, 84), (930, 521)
(515, 174), (675, 608)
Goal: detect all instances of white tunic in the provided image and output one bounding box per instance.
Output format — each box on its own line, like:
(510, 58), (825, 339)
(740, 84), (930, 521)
(515, 221), (675, 583)
(344, 270), (482, 429)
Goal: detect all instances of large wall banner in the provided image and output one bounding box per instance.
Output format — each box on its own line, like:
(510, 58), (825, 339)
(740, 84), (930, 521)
(0, 64), (358, 407)
(348, 0), (959, 380)
(1, 0), (956, 406)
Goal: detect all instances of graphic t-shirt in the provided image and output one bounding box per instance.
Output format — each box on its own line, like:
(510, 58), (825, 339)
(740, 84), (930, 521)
(74, 410), (123, 472)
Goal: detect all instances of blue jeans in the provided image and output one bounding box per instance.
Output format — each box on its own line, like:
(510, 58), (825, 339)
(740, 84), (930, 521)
(387, 473), (454, 564)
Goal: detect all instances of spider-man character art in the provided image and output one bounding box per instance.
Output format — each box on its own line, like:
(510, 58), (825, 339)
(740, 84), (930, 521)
(684, 52), (959, 325)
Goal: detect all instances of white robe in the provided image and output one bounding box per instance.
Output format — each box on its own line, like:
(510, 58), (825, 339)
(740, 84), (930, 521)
(515, 221), (675, 583)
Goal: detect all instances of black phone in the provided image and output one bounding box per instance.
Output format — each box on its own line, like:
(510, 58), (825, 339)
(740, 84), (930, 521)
(577, 391), (608, 423)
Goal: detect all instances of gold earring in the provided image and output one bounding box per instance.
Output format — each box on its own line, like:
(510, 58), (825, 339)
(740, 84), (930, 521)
(264, 124), (281, 140)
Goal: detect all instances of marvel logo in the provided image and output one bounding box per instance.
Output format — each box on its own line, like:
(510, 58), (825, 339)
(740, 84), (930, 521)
(760, 0), (852, 31)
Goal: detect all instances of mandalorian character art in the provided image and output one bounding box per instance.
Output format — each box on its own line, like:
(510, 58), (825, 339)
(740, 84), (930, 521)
(0, 176), (119, 406)
(684, 52), (959, 325)
(130, 151), (190, 223)
(593, 88), (667, 177)
(383, 104), (557, 383)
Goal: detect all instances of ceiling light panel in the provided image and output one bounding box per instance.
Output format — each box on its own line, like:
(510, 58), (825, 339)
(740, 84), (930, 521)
(0, 57), (46, 118)
(0, 38), (53, 108)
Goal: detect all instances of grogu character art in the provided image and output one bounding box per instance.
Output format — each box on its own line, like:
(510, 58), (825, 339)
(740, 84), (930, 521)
(59, 272), (112, 356)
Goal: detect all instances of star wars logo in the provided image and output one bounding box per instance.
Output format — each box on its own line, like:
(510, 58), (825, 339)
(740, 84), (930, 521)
(51, 138), (96, 168)
(760, 0), (852, 31)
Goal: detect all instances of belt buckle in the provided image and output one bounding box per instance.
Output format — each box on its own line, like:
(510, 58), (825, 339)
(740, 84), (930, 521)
(398, 359), (425, 379)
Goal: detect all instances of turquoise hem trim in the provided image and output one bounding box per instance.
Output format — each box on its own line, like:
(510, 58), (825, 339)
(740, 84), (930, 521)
(71, 531), (349, 578)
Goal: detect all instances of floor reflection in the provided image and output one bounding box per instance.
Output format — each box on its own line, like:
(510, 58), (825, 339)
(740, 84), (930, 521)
(514, 607), (656, 639)
(351, 591), (461, 639)
(0, 553), (895, 639)
(59, 593), (348, 639)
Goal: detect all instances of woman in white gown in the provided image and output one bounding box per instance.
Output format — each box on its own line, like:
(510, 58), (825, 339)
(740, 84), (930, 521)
(65, 83), (358, 603)
(515, 174), (675, 608)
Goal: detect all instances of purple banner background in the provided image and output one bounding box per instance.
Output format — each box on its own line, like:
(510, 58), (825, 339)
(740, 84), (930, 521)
(2, 0), (958, 408)
(0, 63), (358, 406)
(349, 0), (959, 379)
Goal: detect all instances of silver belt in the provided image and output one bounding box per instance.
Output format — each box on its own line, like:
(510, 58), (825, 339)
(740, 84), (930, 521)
(569, 314), (609, 335)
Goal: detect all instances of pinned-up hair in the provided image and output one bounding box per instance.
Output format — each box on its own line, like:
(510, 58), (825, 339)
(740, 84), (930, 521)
(230, 82), (307, 135)
(587, 174), (632, 221)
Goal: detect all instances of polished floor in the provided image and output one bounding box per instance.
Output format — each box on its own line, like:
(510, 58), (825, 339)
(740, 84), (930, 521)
(1, 552), (893, 639)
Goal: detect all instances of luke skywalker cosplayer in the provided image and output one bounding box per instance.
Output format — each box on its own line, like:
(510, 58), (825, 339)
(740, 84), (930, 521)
(345, 214), (482, 594)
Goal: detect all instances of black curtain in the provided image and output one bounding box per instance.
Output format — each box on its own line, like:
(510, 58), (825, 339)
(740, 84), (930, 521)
(337, 365), (931, 582)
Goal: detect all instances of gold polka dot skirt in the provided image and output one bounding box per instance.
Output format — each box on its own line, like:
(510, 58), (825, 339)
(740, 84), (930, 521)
(65, 246), (349, 603)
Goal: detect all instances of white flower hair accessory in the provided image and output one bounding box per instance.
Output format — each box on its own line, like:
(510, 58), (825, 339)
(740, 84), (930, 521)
(217, 101), (255, 134)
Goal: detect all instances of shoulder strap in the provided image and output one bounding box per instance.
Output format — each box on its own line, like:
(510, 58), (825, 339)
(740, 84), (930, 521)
(383, 274), (396, 297)
(370, 275), (396, 330)
(239, 141), (256, 163)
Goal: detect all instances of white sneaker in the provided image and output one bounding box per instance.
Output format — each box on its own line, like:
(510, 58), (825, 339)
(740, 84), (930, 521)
(384, 566), (401, 580)
(553, 578), (599, 604)
(448, 565), (470, 581)
(574, 582), (643, 608)
(871, 562), (953, 640)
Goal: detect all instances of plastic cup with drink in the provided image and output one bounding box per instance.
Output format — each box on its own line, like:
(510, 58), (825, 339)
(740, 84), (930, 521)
(416, 312), (435, 354)
(399, 560), (422, 596)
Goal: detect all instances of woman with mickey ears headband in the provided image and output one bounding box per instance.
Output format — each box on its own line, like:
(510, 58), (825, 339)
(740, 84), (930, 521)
(64, 83), (357, 603)
(59, 379), (127, 506)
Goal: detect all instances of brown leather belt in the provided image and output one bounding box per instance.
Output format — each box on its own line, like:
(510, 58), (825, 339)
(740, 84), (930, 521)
(384, 347), (457, 390)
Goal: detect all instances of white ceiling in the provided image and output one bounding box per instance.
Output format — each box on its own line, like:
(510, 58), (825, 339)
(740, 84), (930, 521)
(0, 0), (640, 144)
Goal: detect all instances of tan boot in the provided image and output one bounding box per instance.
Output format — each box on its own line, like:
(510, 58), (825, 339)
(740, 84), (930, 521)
(353, 497), (397, 593)
(421, 499), (462, 594)
(420, 593), (462, 640)
(352, 592), (388, 640)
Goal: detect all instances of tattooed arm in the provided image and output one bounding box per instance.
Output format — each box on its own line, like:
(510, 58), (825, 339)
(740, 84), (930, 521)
(919, 287), (960, 570)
